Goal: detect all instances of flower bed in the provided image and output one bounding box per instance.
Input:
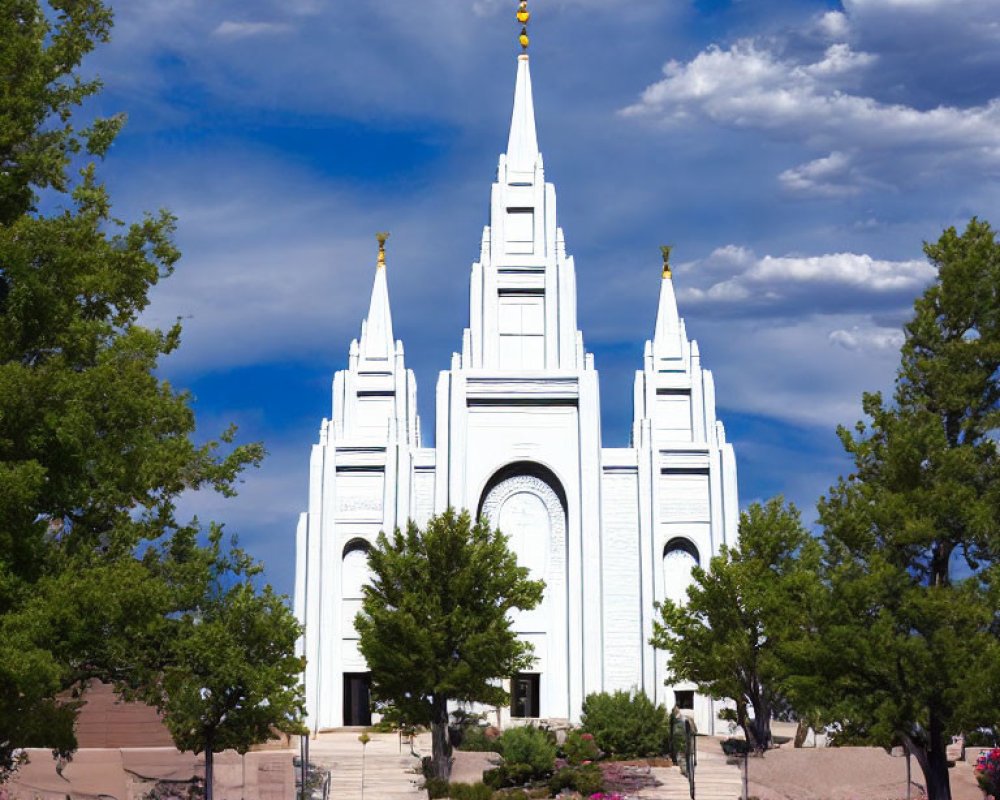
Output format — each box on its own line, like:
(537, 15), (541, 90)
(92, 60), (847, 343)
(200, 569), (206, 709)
(975, 747), (1000, 799)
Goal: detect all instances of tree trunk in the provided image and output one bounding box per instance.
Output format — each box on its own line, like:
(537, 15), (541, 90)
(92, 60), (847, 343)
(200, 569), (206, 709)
(748, 694), (772, 753)
(429, 696), (452, 782)
(902, 727), (952, 800)
(204, 731), (215, 800)
(793, 719), (809, 748)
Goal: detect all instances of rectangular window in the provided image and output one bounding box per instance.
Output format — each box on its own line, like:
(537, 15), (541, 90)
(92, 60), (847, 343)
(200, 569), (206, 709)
(674, 690), (695, 711)
(498, 292), (545, 370)
(512, 673), (540, 718)
(506, 207), (534, 254)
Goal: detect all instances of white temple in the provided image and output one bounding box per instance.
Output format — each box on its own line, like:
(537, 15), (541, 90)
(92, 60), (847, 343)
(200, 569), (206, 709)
(294, 45), (739, 735)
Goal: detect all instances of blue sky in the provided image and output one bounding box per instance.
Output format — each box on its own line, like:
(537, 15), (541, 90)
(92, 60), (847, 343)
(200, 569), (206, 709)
(81, 0), (1000, 596)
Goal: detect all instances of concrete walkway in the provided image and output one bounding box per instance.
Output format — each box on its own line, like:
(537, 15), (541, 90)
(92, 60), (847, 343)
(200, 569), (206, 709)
(638, 737), (743, 800)
(307, 730), (426, 800)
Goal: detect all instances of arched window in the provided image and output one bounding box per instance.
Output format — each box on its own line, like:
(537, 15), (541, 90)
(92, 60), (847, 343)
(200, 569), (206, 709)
(662, 537), (700, 606)
(342, 539), (373, 601)
(478, 462), (567, 583)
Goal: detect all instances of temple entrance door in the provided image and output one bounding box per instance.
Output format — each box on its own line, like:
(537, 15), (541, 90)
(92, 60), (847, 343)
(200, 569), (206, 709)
(343, 672), (372, 726)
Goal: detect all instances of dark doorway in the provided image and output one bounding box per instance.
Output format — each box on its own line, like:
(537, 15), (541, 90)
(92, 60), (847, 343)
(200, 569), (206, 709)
(512, 673), (540, 718)
(343, 672), (372, 726)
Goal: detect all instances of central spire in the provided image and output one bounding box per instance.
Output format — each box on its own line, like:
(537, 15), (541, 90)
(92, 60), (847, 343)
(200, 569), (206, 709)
(506, 53), (539, 174)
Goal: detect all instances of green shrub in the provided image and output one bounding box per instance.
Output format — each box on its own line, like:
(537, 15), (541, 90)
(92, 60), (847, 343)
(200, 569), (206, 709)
(580, 690), (674, 759)
(423, 777), (450, 799)
(497, 726), (556, 777)
(548, 764), (604, 796)
(446, 782), (494, 800)
(458, 724), (502, 753)
(563, 729), (600, 764)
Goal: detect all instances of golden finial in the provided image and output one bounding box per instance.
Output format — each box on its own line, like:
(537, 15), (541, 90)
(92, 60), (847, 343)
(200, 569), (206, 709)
(518, 1), (529, 51)
(660, 245), (673, 279)
(376, 232), (390, 269)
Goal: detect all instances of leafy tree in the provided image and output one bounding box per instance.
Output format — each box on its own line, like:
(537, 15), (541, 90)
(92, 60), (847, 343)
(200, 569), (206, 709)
(0, 0), (268, 776)
(0, 0), (119, 226)
(356, 509), (544, 782)
(796, 219), (1000, 800)
(144, 528), (305, 800)
(651, 497), (821, 753)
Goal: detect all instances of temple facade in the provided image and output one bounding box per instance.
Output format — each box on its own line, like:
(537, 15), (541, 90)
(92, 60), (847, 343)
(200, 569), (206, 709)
(294, 52), (739, 734)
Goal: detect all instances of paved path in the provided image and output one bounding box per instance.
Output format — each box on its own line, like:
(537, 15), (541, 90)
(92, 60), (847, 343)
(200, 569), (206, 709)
(639, 737), (744, 800)
(307, 730), (426, 800)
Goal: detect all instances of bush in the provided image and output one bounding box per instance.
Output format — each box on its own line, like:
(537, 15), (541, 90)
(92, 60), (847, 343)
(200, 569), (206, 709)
(967, 728), (1000, 747)
(498, 726), (556, 777)
(423, 777), (450, 799)
(580, 691), (674, 759)
(720, 737), (750, 756)
(458, 724), (502, 753)
(563, 729), (600, 765)
(446, 782), (494, 800)
(548, 764), (604, 796)
(483, 762), (537, 790)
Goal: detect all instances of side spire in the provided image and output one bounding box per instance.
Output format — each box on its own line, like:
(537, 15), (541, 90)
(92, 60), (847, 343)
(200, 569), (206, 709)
(506, 2), (539, 174)
(654, 245), (684, 359)
(359, 232), (395, 361)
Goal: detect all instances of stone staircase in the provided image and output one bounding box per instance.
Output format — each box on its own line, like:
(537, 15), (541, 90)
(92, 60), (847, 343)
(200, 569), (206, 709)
(639, 737), (744, 800)
(307, 730), (425, 800)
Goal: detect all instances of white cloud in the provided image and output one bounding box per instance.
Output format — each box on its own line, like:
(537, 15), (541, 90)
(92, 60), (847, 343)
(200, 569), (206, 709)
(779, 150), (885, 196)
(829, 325), (905, 352)
(213, 21), (293, 38)
(621, 24), (1000, 194)
(816, 11), (850, 39)
(677, 247), (934, 311)
(623, 40), (1000, 147)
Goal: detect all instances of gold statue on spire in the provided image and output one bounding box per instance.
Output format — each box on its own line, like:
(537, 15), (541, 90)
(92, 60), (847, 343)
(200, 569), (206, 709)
(376, 232), (390, 269)
(660, 245), (673, 279)
(518, 0), (529, 51)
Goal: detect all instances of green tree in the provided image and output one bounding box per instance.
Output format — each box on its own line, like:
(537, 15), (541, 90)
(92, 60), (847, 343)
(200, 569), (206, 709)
(356, 509), (544, 782)
(145, 528), (305, 800)
(0, 0), (267, 776)
(651, 497), (821, 753)
(799, 219), (1000, 800)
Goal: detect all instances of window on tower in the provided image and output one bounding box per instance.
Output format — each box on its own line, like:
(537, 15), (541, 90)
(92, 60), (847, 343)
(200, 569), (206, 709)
(506, 207), (535, 254)
(498, 290), (544, 369)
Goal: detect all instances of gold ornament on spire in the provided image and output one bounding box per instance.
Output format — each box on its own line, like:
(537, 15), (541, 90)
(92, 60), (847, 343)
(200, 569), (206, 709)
(376, 232), (390, 269)
(518, 0), (529, 51)
(660, 245), (673, 279)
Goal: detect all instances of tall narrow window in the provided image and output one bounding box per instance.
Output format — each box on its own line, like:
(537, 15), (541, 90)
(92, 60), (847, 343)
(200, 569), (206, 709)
(506, 207), (534, 254)
(498, 291), (544, 369)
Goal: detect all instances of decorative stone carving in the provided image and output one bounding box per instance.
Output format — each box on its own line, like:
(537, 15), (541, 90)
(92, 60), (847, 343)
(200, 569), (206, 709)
(481, 474), (566, 585)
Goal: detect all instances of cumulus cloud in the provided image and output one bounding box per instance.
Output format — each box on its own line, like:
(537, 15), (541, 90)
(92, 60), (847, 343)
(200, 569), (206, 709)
(675, 247), (934, 316)
(779, 151), (879, 197)
(621, 0), (1000, 195)
(815, 11), (850, 39)
(622, 41), (1000, 155)
(828, 325), (905, 352)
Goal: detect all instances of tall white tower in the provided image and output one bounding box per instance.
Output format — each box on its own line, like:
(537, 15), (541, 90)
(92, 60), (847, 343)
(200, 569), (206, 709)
(295, 15), (738, 733)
